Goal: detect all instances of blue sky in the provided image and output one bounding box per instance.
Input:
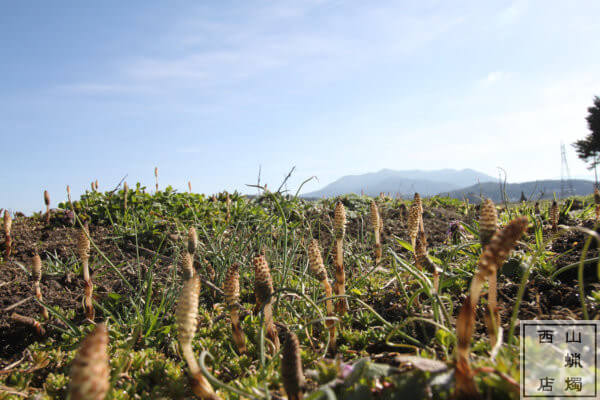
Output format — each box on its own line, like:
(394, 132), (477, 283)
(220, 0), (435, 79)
(2, 1), (600, 213)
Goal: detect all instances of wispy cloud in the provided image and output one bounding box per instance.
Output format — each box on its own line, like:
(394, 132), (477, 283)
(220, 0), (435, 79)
(63, 2), (466, 96)
(58, 83), (153, 95)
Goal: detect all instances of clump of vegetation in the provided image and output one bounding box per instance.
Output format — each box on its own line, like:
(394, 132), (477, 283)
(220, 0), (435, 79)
(1, 177), (599, 399)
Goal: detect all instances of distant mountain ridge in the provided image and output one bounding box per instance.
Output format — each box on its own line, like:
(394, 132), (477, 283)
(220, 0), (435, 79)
(443, 179), (596, 203)
(303, 168), (496, 198)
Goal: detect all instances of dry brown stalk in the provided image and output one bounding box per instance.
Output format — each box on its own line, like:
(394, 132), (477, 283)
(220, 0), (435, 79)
(11, 313), (45, 336)
(549, 200), (559, 231)
(3, 210), (12, 258)
(68, 323), (110, 400)
(223, 263), (246, 354)
(252, 254), (280, 353)
(176, 275), (221, 400)
(370, 200), (382, 264)
(333, 201), (348, 315)
(77, 223), (94, 321)
(44, 190), (50, 224)
(31, 254), (48, 320)
(188, 181), (192, 193)
(479, 198), (498, 248)
(308, 239), (336, 351)
(281, 329), (304, 400)
(94, 180), (99, 191)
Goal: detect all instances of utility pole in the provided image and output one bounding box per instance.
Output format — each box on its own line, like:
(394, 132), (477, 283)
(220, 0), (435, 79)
(560, 142), (574, 197)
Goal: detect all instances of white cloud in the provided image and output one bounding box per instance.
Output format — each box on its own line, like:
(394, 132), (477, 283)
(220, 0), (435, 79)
(64, 2), (466, 94)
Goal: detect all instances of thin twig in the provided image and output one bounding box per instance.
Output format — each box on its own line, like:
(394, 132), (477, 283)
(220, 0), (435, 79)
(3, 296), (33, 312)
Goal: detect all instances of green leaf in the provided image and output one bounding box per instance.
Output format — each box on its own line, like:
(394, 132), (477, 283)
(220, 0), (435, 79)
(394, 238), (414, 253)
(108, 293), (122, 301)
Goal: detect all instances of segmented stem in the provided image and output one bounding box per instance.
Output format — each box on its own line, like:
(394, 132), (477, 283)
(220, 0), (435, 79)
(176, 275), (221, 399)
(11, 313), (45, 336)
(549, 200), (559, 231)
(308, 239), (336, 351)
(370, 200), (382, 264)
(456, 217), (528, 393)
(182, 251), (195, 280)
(77, 224), (94, 321)
(281, 329), (304, 400)
(333, 202), (348, 315)
(31, 254), (48, 320)
(407, 201), (420, 250)
(479, 198), (498, 248)
(252, 255), (280, 353)
(223, 263), (246, 354)
(68, 323), (109, 400)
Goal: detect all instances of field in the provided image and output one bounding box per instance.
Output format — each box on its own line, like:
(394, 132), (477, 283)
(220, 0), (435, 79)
(1, 185), (599, 399)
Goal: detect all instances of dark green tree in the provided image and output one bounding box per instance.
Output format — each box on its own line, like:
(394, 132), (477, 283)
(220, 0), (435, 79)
(573, 96), (600, 185)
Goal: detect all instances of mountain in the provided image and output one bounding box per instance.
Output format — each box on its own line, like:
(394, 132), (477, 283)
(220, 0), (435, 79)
(442, 179), (596, 203)
(303, 168), (496, 198)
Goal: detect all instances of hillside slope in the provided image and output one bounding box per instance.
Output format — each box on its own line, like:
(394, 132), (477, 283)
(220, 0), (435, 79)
(304, 168), (495, 197)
